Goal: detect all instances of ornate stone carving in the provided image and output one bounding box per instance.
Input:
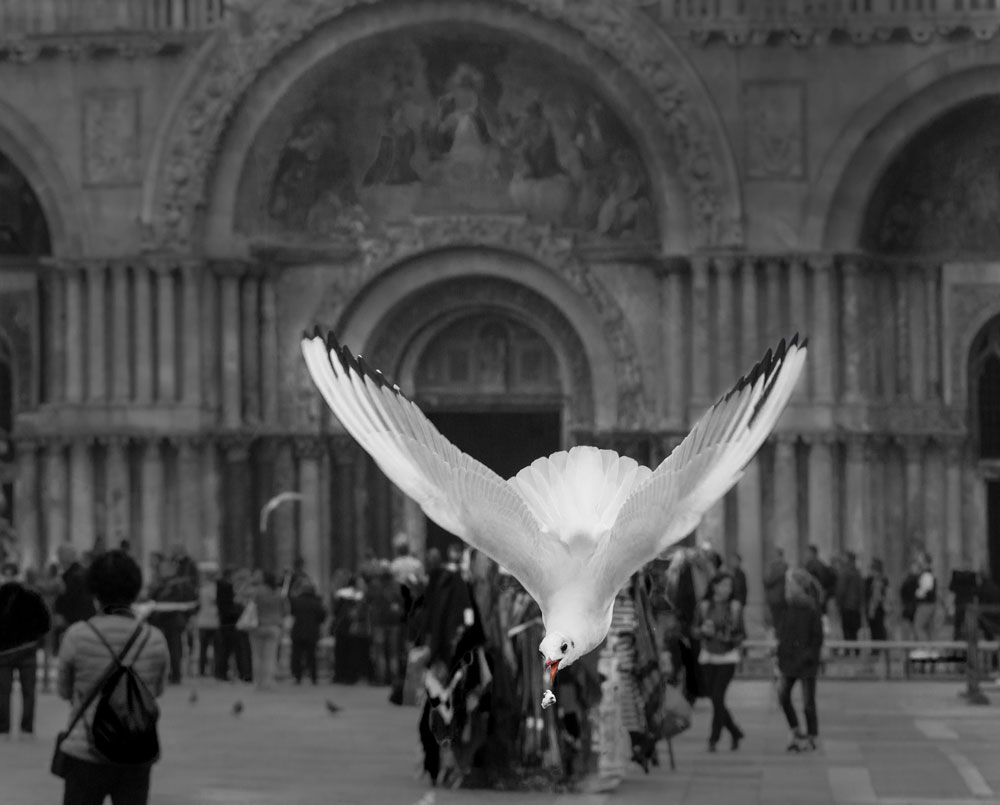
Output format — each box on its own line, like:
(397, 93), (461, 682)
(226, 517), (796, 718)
(82, 90), (142, 186)
(0, 289), (36, 413)
(742, 81), (805, 180)
(148, 0), (739, 251)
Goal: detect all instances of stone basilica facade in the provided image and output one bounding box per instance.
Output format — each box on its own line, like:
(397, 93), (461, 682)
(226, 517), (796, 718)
(2, 0), (1000, 624)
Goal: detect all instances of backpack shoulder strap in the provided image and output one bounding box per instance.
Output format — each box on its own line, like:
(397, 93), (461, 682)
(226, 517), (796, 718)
(85, 620), (146, 667)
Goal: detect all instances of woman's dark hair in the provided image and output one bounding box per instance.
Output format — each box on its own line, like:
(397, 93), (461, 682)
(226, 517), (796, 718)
(704, 570), (735, 602)
(87, 550), (143, 608)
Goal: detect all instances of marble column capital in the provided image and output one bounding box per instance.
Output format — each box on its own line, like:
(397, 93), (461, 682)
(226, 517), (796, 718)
(762, 256), (783, 276)
(209, 259), (256, 279)
(838, 254), (871, 276)
(711, 254), (740, 275)
(168, 434), (207, 452)
(897, 434), (929, 458)
(689, 254), (711, 277)
(95, 434), (131, 450)
(772, 431), (799, 446)
(146, 256), (181, 276)
(13, 436), (43, 453)
(806, 253), (834, 274)
(293, 436), (326, 461)
(328, 434), (359, 465)
(802, 431), (836, 447)
(650, 256), (689, 279)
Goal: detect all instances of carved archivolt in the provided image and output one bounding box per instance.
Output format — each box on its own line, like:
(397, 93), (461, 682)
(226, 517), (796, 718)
(145, 0), (742, 253)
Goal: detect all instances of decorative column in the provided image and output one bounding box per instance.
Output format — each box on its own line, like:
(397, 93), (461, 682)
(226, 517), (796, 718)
(200, 270), (220, 413)
(68, 439), (95, 554)
(181, 262), (202, 406)
(808, 255), (835, 402)
(64, 267), (85, 403)
(902, 437), (925, 553)
(219, 268), (243, 429)
(923, 441), (947, 582)
(806, 434), (835, 558)
(714, 256), (737, 389)
(86, 262), (107, 402)
(133, 262), (154, 403)
(924, 264), (941, 400)
(260, 271), (280, 424)
(13, 440), (41, 569)
(295, 438), (323, 587)
(220, 436), (253, 567)
(764, 257), (783, 345)
(690, 256), (710, 405)
(154, 262), (177, 402)
(840, 257), (863, 402)
(658, 262), (686, 426)
(773, 434), (799, 565)
(140, 440), (164, 582)
(866, 437), (887, 565)
(944, 438), (965, 570)
(43, 268), (66, 403)
(111, 262), (131, 401)
(176, 438), (203, 559)
(332, 436), (357, 572)
(201, 442), (222, 563)
(908, 265), (927, 402)
(271, 439), (297, 572)
(787, 257), (808, 399)
(736, 457), (763, 633)
(42, 441), (68, 550)
(893, 267), (910, 401)
(241, 272), (261, 424)
(740, 256), (759, 369)
(843, 435), (869, 561)
(104, 436), (131, 550)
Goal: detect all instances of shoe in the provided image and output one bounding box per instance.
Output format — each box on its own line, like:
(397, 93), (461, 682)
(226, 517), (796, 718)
(786, 731), (808, 752)
(731, 727), (744, 751)
(707, 741), (717, 753)
(805, 736), (818, 752)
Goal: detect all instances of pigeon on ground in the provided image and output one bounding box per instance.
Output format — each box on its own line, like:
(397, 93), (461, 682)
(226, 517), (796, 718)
(232, 700), (243, 717)
(325, 700), (341, 715)
(188, 689), (198, 705)
(301, 331), (806, 692)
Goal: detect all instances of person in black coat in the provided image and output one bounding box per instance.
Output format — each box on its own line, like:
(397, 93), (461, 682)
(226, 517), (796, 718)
(53, 544), (96, 649)
(776, 568), (824, 753)
(0, 562), (51, 737)
(290, 583), (327, 684)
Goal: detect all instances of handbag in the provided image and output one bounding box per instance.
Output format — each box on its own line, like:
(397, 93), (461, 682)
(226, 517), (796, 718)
(236, 600), (258, 631)
(51, 622), (145, 778)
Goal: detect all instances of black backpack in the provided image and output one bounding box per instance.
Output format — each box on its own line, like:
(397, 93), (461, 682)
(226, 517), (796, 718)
(86, 622), (161, 765)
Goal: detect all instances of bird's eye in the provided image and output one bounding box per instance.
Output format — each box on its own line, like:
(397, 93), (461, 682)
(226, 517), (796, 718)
(560, 642), (568, 653)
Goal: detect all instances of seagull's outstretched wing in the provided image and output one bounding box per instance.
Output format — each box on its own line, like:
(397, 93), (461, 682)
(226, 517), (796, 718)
(301, 331), (558, 603)
(591, 335), (807, 603)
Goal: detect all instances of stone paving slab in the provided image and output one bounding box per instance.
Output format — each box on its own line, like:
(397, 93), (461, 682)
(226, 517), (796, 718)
(1, 679), (999, 804)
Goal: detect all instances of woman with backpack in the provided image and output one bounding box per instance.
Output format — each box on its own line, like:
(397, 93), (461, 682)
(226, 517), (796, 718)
(694, 571), (746, 752)
(56, 550), (169, 805)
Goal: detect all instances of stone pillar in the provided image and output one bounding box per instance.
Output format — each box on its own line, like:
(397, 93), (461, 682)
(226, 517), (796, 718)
(808, 255), (835, 402)
(844, 435), (868, 562)
(713, 256), (737, 389)
(86, 262), (107, 402)
(64, 268), (85, 403)
(140, 440), (164, 583)
(787, 256), (808, 399)
(134, 262), (154, 403)
(201, 442), (221, 563)
(773, 434), (799, 566)
(295, 438), (323, 587)
(893, 267), (910, 401)
(155, 262), (177, 402)
(902, 437), (925, 554)
(272, 440), (297, 572)
(923, 442), (947, 583)
(924, 264), (941, 400)
(111, 262), (131, 400)
(658, 263), (686, 426)
(944, 439), (965, 570)
(764, 257), (783, 345)
(177, 438), (203, 559)
(908, 266), (927, 403)
(690, 256), (710, 405)
(68, 439), (95, 555)
(866, 438), (887, 567)
(841, 257), (863, 402)
(42, 441), (68, 550)
(241, 273), (261, 424)
(219, 272), (243, 429)
(43, 269), (66, 403)
(200, 270), (220, 413)
(736, 457), (763, 633)
(332, 437), (356, 572)
(104, 436), (131, 549)
(181, 262), (202, 406)
(13, 440), (41, 568)
(740, 256), (759, 369)
(806, 434), (835, 558)
(221, 437), (252, 567)
(260, 271), (280, 424)
(963, 446), (988, 573)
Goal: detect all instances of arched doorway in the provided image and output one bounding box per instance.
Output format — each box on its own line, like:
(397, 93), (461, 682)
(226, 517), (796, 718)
(411, 314), (564, 554)
(970, 316), (1000, 581)
(0, 149), (51, 255)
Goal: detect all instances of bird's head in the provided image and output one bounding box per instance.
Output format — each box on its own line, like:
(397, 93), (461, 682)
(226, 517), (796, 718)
(539, 631), (578, 686)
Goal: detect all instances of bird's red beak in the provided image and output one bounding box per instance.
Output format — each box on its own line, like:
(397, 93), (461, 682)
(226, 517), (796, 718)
(544, 658), (559, 686)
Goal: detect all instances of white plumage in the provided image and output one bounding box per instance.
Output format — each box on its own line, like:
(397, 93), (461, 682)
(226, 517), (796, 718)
(301, 330), (807, 684)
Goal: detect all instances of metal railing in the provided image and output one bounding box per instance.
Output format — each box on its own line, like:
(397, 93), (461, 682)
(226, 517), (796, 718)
(0, 0), (225, 36)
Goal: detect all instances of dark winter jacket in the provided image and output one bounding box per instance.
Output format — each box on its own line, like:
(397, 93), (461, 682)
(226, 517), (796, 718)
(835, 565), (864, 613)
(290, 591), (327, 643)
(54, 563), (96, 626)
(777, 600), (824, 679)
(0, 582), (51, 659)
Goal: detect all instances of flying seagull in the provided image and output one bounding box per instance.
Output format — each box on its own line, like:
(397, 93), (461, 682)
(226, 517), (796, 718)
(301, 330), (806, 690)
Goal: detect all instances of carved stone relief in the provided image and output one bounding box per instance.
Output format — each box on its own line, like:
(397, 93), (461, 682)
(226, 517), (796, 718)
(743, 81), (805, 180)
(147, 0), (741, 251)
(82, 90), (142, 186)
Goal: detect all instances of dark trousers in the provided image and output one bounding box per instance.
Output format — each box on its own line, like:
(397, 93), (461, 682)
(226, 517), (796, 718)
(841, 609), (862, 641)
(0, 652), (37, 734)
(216, 626), (252, 681)
(291, 638), (318, 683)
(700, 662), (739, 744)
(869, 611), (887, 641)
(61, 754), (151, 805)
(679, 636), (701, 704)
(162, 624), (184, 683)
(779, 675), (818, 737)
(198, 628), (218, 676)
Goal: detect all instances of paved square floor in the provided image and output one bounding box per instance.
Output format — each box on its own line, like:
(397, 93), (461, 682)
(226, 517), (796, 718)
(2, 678), (999, 804)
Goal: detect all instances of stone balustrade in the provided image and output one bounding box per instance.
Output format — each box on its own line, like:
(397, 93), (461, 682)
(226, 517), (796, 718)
(0, 0), (224, 36)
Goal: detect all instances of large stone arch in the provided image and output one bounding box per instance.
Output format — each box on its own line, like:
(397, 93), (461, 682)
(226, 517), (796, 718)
(0, 96), (87, 255)
(803, 46), (1000, 251)
(142, 0), (743, 254)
